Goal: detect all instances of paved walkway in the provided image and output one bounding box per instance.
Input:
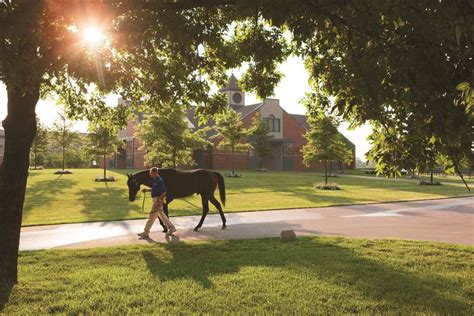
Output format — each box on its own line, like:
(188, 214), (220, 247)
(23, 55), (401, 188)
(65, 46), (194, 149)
(19, 197), (474, 250)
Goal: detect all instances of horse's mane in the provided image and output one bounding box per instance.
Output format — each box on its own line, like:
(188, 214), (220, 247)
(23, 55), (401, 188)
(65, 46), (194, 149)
(133, 168), (202, 178)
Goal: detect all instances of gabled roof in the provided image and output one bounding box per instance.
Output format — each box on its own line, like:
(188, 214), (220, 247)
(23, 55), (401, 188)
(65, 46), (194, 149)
(187, 103), (263, 129)
(233, 103), (263, 119)
(290, 114), (309, 130)
(186, 103), (355, 148)
(186, 107), (218, 138)
(289, 114), (355, 147)
(219, 74), (242, 92)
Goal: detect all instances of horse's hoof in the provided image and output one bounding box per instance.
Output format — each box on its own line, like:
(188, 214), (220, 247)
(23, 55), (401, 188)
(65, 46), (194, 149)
(162, 229), (168, 233)
(193, 227), (199, 232)
(222, 225), (227, 229)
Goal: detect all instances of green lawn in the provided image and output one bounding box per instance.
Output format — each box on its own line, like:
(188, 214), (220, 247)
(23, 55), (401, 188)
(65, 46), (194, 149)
(1, 237), (472, 314)
(23, 168), (473, 226)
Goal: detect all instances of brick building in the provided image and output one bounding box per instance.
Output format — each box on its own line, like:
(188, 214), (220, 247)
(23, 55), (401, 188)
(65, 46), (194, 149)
(0, 128), (4, 165)
(112, 75), (355, 171)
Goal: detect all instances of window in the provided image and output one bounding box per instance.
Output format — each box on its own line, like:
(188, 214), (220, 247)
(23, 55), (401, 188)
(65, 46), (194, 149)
(232, 92), (242, 104)
(283, 142), (294, 156)
(274, 118), (281, 132)
(264, 115), (281, 132)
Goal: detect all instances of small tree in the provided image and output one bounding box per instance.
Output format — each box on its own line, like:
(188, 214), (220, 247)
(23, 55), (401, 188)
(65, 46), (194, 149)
(213, 109), (251, 176)
(30, 117), (49, 169)
(87, 123), (123, 180)
(136, 106), (210, 168)
(249, 113), (275, 169)
(51, 113), (79, 172)
(302, 115), (353, 185)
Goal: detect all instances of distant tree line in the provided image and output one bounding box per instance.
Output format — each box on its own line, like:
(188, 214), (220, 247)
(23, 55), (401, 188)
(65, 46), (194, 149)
(30, 116), (121, 170)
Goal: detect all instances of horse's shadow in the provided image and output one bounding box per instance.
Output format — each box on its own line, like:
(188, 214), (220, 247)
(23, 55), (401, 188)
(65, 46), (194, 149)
(139, 234), (470, 313)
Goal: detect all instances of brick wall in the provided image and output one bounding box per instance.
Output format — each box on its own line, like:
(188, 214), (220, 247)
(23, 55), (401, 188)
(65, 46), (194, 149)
(111, 106), (355, 171)
(133, 138), (146, 169)
(212, 149), (249, 170)
(282, 111), (309, 171)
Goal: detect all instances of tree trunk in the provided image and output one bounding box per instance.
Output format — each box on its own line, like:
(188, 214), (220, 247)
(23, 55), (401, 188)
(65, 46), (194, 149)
(33, 147), (37, 169)
(430, 168), (434, 183)
(324, 160), (328, 185)
(103, 153), (107, 179)
(62, 127), (65, 171)
(232, 148), (235, 176)
(0, 86), (39, 285)
(173, 149), (176, 169)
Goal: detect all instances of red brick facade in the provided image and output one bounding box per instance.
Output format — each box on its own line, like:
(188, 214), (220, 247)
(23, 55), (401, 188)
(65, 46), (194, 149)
(111, 104), (355, 172)
(110, 77), (355, 171)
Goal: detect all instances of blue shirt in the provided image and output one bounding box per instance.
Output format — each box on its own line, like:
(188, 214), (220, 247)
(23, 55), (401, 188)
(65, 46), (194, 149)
(151, 176), (166, 198)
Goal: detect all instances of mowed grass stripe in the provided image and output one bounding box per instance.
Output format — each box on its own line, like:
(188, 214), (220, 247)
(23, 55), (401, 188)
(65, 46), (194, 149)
(22, 168), (473, 226)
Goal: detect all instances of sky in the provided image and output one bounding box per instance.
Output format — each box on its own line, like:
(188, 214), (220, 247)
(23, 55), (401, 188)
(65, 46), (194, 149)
(0, 56), (372, 159)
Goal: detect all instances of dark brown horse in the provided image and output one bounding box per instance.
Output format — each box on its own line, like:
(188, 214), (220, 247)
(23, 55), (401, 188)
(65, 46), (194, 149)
(127, 168), (227, 231)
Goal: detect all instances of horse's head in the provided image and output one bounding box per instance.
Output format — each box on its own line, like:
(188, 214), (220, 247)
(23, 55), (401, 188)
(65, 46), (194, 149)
(126, 173), (140, 202)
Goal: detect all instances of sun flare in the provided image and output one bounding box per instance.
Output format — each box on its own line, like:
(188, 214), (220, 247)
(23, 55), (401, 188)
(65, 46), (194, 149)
(83, 26), (104, 46)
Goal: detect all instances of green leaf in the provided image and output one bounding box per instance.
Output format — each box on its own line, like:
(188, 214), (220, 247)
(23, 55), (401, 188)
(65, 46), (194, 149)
(456, 82), (470, 91)
(455, 25), (462, 46)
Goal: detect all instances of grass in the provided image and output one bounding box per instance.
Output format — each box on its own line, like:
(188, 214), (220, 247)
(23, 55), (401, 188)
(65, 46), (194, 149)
(1, 237), (473, 314)
(22, 168), (473, 226)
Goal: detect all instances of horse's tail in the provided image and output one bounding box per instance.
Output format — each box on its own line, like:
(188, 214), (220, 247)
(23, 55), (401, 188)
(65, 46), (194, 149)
(215, 172), (226, 207)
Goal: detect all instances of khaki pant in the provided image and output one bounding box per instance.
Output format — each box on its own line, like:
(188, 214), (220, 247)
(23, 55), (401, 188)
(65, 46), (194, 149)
(144, 197), (175, 233)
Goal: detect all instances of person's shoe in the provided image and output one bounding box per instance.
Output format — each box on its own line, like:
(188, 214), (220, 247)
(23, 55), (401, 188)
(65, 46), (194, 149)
(137, 232), (149, 239)
(165, 227), (177, 236)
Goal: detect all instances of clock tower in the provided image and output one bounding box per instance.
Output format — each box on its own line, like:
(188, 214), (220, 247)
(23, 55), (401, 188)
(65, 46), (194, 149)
(220, 74), (245, 108)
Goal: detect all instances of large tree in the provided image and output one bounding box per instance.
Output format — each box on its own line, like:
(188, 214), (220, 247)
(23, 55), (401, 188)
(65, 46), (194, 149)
(136, 106), (210, 168)
(212, 109), (251, 176)
(367, 119), (441, 181)
(286, 0), (473, 186)
(0, 0), (287, 285)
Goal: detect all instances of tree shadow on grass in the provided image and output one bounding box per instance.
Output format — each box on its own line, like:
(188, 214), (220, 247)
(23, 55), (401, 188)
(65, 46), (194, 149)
(140, 237), (470, 313)
(78, 186), (142, 224)
(23, 178), (79, 215)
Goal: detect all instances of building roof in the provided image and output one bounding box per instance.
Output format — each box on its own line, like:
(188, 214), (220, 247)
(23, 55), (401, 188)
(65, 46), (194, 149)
(186, 107), (217, 138)
(232, 103), (263, 119)
(290, 114), (309, 130)
(186, 101), (355, 148)
(219, 74), (242, 92)
(186, 103), (263, 130)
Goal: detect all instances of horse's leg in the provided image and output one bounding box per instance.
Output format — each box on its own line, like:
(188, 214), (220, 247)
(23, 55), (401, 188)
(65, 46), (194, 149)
(209, 195), (226, 229)
(194, 195), (210, 231)
(158, 204), (168, 233)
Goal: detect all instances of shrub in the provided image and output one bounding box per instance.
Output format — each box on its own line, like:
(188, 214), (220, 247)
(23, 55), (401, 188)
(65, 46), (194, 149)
(314, 182), (341, 190)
